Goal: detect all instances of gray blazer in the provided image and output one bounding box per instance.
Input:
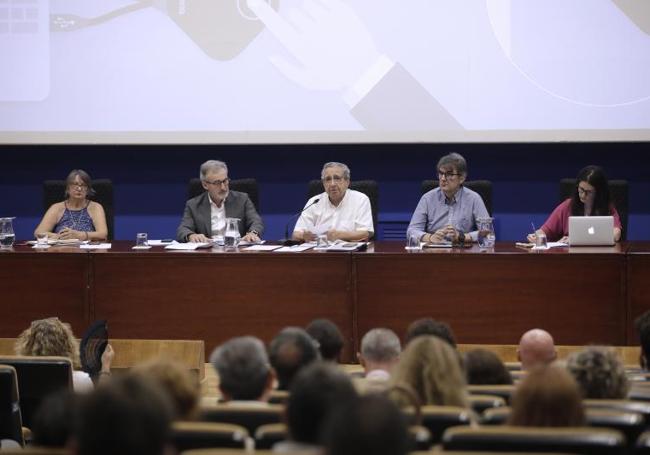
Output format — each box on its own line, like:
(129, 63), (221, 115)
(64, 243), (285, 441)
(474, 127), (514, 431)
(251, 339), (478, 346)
(176, 191), (264, 242)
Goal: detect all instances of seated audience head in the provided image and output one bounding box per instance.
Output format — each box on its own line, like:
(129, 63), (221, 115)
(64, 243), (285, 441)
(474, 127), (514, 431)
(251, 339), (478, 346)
(566, 346), (628, 399)
(464, 348), (513, 385)
(305, 318), (345, 362)
(210, 336), (273, 401)
(74, 374), (173, 455)
(322, 394), (409, 455)
(32, 389), (79, 448)
(286, 362), (358, 446)
(635, 310), (650, 370)
(517, 328), (557, 370)
(404, 317), (457, 348)
(391, 335), (467, 408)
(269, 327), (320, 390)
(509, 364), (585, 427)
(358, 328), (401, 375)
(132, 358), (200, 420)
(15, 317), (80, 368)
(571, 165), (612, 217)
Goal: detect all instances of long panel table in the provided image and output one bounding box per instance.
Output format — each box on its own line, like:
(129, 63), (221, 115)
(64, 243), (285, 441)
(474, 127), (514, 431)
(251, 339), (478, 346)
(0, 241), (643, 361)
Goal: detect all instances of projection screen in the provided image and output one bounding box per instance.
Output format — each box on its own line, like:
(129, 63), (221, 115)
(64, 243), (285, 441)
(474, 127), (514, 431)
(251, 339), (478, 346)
(1, 0), (649, 144)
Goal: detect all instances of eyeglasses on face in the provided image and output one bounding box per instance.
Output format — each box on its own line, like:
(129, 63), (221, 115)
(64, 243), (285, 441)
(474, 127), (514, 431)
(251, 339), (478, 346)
(577, 186), (595, 196)
(322, 175), (346, 183)
(205, 177), (230, 186)
(69, 182), (88, 189)
(438, 170), (461, 179)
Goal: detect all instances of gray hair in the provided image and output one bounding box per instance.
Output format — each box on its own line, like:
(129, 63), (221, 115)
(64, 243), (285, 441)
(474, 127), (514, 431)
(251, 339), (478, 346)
(210, 336), (270, 400)
(321, 162), (350, 180)
(566, 346), (629, 399)
(361, 328), (401, 363)
(437, 153), (467, 177)
(200, 160), (228, 181)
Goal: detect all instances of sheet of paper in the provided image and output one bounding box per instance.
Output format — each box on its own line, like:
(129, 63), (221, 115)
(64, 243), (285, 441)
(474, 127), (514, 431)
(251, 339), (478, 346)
(274, 244), (314, 253)
(132, 245), (152, 250)
(148, 239), (175, 246)
(164, 241), (212, 250)
(80, 243), (112, 250)
(242, 245), (282, 251)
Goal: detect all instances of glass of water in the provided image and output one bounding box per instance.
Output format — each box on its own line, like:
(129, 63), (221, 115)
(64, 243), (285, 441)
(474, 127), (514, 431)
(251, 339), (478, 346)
(36, 232), (49, 248)
(0, 217), (16, 250)
(136, 232), (148, 247)
(535, 231), (548, 248)
(405, 234), (421, 251)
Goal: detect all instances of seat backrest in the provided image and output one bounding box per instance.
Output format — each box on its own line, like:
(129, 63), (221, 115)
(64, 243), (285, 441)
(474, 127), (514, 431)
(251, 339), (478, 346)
(559, 178), (628, 240)
(468, 394), (506, 414)
(421, 180), (493, 216)
(43, 179), (114, 240)
(254, 423), (287, 450)
(0, 365), (23, 446)
(307, 179), (379, 237)
(171, 421), (249, 452)
(405, 405), (472, 444)
(583, 399), (650, 425)
(442, 426), (626, 455)
(187, 178), (260, 212)
(199, 404), (283, 435)
(467, 385), (515, 405)
(636, 430), (650, 455)
(0, 356), (72, 429)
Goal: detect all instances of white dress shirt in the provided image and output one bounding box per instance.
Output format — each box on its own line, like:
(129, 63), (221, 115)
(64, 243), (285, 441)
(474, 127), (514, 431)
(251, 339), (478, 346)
(293, 189), (373, 235)
(210, 194), (227, 237)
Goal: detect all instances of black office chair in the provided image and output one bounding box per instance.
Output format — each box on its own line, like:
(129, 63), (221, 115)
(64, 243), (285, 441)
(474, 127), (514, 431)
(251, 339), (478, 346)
(559, 179), (628, 241)
(0, 365), (24, 446)
(43, 179), (114, 241)
(421, 180), (493, 215)
(307, 179), (379, 237)
(187, 178), (260, 212)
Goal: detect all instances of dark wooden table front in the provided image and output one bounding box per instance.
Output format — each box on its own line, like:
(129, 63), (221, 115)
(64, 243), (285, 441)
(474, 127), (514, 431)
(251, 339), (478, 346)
(0, 241), (636, 360)
(627, 242), (650, 345)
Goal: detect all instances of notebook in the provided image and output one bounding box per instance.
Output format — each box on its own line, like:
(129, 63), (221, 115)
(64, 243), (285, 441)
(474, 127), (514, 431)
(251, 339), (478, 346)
(568, 216), (615, 246)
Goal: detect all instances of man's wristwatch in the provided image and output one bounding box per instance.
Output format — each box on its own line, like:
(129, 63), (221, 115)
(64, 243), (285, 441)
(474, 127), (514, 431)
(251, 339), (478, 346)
(457, 230), (466, 244)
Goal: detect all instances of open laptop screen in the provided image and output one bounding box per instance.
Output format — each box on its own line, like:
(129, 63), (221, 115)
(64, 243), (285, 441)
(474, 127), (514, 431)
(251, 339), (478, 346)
(568, 216), (615, 246)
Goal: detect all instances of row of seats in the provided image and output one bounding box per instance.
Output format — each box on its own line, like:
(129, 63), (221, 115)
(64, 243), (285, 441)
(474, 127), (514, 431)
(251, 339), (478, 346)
(43, 178), (630, 240)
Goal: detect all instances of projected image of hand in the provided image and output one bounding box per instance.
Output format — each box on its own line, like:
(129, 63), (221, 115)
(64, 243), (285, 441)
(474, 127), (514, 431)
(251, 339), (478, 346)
(247, 0), (382, 91)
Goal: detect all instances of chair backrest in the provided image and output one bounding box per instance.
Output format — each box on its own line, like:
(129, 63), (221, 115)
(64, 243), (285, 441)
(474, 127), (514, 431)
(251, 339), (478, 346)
(421, 180), (493, 215)
(267, 390), (289, 405)
(0, 365), (23, 446)
(171, 421), (249, 452)
(403, 405), (472, 444)
(467, 385), (515, 405)
(559, 178), (628, 240)
(307, 179), (379, 237)
(583, 399), (650, 425)
(637, 430), (650, 455)
(442, 426), (626, 454)
(199, 404), (283, 435)
(187, 178), (260, 212)
(0, 356), (72, 429)
(43, 179), (114, 240)
(254, 423), (287, 450)
(468, 394), (506, 414)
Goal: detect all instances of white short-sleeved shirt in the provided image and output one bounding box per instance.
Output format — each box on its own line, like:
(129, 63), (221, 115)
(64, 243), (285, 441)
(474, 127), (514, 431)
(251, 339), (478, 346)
(73, 370), (94, 393)
(209, 194), (227, 236)
(293, 189), (373, 235)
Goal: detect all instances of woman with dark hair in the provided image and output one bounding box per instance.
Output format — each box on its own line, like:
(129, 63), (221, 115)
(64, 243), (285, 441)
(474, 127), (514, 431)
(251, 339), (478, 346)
(528, 165), (622, 243)
(34, 169), (108, 241)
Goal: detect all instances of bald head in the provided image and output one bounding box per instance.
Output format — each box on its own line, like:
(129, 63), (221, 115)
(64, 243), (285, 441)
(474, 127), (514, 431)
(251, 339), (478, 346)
(517, 329), (557, 370)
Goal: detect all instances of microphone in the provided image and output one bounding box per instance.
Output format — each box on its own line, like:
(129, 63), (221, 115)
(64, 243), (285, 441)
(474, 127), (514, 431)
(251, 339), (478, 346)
(283, 198), (320, 246)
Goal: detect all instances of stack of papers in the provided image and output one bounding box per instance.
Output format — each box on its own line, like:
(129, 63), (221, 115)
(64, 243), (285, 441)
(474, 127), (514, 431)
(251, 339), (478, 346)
(164, 241), (213, 250)
(314, 242), (368, 252)
(274, 244), (314, 253)
(80, 243), (112, 250)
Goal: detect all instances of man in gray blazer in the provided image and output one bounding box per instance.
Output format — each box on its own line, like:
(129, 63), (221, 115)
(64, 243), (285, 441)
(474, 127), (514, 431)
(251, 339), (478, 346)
(176, 160), (264, 242)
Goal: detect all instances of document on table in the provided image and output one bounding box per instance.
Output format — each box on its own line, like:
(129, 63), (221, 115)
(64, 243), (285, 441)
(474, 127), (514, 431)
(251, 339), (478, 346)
(80, 243), (112, 250)
(314, 242), (368, 251)
(274, 244), (314, 253)
(242, 245), (282, 251)
(164, 241), (213, 250)
(532, 242), (569, 250)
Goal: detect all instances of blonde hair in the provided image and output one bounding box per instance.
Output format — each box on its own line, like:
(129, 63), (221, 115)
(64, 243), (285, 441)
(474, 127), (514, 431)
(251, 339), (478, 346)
(131, 359), (200, 420)
(390, 336), (468, 408)
(15, 317), (80, 368)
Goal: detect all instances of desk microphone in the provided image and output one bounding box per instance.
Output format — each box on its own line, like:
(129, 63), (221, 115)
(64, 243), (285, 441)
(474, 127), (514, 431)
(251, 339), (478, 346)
(283, 198), (320, 246)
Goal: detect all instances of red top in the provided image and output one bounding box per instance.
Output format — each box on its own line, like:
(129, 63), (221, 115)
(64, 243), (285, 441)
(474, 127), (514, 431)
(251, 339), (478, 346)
(541, 198), (622, 241)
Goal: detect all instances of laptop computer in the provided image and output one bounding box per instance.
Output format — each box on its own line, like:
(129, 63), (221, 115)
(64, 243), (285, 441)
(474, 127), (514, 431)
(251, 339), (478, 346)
(568, 216), (615, 246)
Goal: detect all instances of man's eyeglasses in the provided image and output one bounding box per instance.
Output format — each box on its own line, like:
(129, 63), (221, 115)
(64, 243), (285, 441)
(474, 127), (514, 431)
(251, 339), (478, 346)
(438, 170), (461, 179)
(322, 175), (346, 183)
(205, 178), (230, 186)
(577, 186), (594, 196)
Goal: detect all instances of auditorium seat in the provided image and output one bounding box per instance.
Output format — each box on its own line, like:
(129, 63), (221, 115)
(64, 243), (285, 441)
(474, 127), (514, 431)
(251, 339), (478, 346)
(0, 356), (72, 429)
(254, 423), (286, 450)
(0, 449), (70, 454)
(442, 426), (626, 454)
(199, 404), (283, 435)
(171, 421), (249, 451)
(180, 450), (273, 455)
(187, 178), (260, 212)
(584, 400), (650, 425)
(43, 179), (114, 240)
(559, 178), (628, 240)
(0, 365), (23, 446)
(403, 405), (472, 444)
(421, 180), (493, 215)
(307, 179), (379, 237)
(267, 389), (289, 405)
(468, 394), (506, 414)
(636, 430), (650, 455)
(468, 385), (514, 404)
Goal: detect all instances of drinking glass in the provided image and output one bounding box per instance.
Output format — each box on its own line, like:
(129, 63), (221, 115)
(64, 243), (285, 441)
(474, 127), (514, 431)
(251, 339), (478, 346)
(405, 234), (421, 251)
(36, 232), (49, 248)
(536, 232), (548, 248)
(136, 232), (148, 247)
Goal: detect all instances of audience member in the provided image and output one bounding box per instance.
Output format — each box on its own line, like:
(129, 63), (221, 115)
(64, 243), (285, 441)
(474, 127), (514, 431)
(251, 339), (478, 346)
(464, 348), (513, 385)
(210, 336), (274, 402)
(517, 328), (557, 370)
(32, 389), (79, 448)
(566, 346), (628, 399)
(274, 362), (358, 453)
(132, 358), (201, 419)
(509, 364), (585, 427)
(635, 310), (650, 370)
(404, 317), (457, 347)
(15, 317), (114, 392)
(269, 327), (320, 391)
(356, 328), (401, 392)
(322, 394), (409, 455)
(391, 336), (468, 408)
(73, 374), (174, 455)
(305, 318), (345, 362)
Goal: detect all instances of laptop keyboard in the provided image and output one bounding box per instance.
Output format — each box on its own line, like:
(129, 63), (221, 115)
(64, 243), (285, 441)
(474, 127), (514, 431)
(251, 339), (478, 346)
(0, 0), (40, 35)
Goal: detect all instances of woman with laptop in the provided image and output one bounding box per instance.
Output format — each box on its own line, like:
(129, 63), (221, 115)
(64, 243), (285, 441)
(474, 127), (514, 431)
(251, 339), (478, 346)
(528, 165), (622, 243)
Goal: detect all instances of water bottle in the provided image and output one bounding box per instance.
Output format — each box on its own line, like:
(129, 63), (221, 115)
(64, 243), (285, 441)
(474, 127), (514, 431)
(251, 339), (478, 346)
(0, 217), (16, 249)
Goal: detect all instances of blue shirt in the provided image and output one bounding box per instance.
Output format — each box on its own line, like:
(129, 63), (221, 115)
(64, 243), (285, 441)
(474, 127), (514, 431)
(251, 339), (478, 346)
(54, 203), (96, 233)
(407, 186), (489, 241)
